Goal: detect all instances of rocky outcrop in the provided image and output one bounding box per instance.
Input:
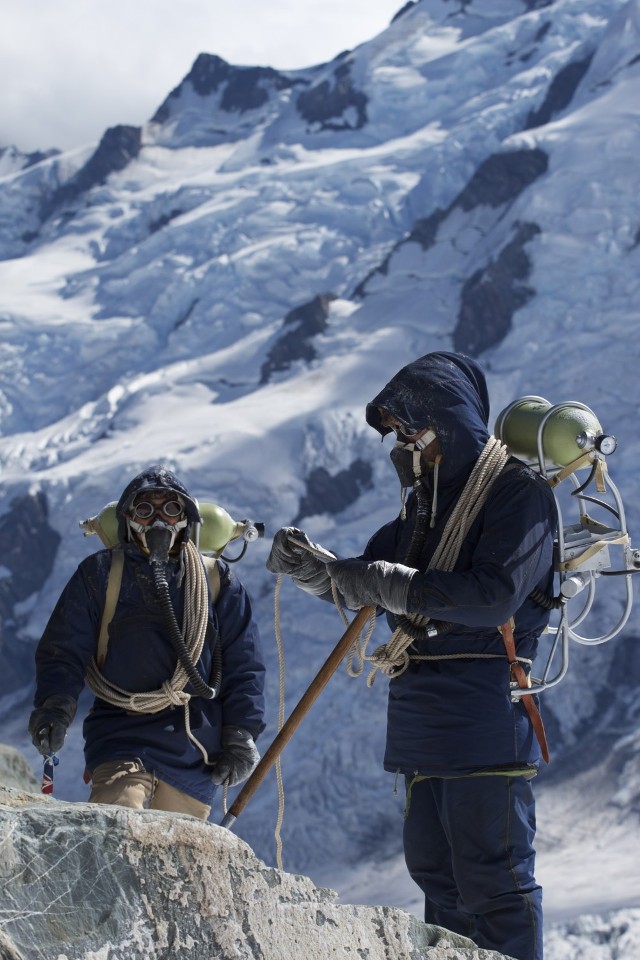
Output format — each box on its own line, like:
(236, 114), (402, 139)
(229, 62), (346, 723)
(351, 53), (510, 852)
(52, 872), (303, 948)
(0, 492), (60, 691)
(40, 125), (141, 222)
(153, 54), (301, 124)
(260, 293), (337, 383)
(296, 60), (368, 131)
(295, 459), (373, 523)
(525, 53), (594, 129)
(0, 773), (509, 960)
(453, 221), (541, 356)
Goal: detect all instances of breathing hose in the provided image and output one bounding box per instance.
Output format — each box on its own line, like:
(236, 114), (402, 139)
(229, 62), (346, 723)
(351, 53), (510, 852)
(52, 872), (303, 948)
(146, 526), (221, 700)
(150, 562), (220, 699)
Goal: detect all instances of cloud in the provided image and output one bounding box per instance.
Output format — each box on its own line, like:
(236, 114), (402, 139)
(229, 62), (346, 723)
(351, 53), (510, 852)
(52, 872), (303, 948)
(0, 0), (404, 153)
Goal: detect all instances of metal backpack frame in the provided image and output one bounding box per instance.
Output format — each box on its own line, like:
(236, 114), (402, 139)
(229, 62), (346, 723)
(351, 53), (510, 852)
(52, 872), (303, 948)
(496, 397), (640, 699)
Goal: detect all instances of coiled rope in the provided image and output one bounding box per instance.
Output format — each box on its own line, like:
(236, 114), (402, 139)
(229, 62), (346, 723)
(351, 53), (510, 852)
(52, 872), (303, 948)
(271, 572), (376, 869)
(269, 437), (509, 864)
(86, 540), (215, 764)
(362, 436), (511, 685)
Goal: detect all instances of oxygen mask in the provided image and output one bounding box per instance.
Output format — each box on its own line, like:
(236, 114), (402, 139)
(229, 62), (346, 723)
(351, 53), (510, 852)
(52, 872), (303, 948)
(389, 426), (438, 487)
(126, 494), (188, 558)
(144, 522), (175, 566)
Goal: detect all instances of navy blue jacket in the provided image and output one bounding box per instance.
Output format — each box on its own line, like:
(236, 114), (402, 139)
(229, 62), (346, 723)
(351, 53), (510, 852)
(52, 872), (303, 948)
(363, 353), (557, 776)
(34, 468), (265, 805)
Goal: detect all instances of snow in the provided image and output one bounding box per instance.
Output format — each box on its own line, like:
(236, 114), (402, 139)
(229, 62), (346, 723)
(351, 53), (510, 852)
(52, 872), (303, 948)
(1, 0), (640, 955)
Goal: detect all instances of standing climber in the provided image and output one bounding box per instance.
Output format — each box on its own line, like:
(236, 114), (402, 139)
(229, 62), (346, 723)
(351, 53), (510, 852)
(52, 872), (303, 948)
(29, 465), (265, 819)
(267, 352), (556, 960)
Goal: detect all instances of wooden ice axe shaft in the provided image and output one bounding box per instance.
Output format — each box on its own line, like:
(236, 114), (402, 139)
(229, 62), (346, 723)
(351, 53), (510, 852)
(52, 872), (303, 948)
(221, 604), (374, 829)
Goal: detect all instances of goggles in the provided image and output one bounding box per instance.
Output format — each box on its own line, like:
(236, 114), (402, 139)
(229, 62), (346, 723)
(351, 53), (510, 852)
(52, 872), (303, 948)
(391, 424), (437, 449)
(131, 498), (185, 521)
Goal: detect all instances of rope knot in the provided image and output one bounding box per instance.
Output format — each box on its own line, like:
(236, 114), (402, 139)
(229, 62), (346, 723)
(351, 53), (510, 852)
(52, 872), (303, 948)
(161, 682), (190, 707)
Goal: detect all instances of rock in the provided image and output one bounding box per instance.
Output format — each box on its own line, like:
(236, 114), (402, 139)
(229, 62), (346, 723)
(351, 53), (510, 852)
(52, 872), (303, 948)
(0, 781), (510, 960)
(0, 745), (39, 792)
(0, 491), (61, 692)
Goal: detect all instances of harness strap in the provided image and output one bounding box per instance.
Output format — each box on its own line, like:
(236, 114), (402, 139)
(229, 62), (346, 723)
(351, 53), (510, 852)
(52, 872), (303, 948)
(200, 555), (221, 602)
(499, 618), (550, 764)
(97, 548), (124, 668)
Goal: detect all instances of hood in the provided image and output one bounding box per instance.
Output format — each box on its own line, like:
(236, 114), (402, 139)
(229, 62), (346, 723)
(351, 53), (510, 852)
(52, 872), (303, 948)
(366, 352), (491, 484)
(115, 464), (201, 543)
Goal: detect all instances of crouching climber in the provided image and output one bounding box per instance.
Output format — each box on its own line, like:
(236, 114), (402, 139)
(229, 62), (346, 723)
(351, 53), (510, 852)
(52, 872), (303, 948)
(29, 465), (265, 819)
(267, 352), (556, 960)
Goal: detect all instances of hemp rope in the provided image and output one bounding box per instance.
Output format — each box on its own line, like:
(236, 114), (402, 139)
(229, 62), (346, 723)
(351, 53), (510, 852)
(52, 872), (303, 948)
(268, 439), (509, 863)
(271, 572), (376, 869)
(362, 436), (511, 685)
(86, 539), (214, 764)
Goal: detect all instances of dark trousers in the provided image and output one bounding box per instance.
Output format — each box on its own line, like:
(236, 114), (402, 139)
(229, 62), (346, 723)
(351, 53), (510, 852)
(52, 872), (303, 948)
(403, 775), (543, 960)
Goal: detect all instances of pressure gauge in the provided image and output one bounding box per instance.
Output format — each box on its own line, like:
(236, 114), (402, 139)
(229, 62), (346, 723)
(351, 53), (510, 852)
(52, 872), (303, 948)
(595, 434), (617, 456)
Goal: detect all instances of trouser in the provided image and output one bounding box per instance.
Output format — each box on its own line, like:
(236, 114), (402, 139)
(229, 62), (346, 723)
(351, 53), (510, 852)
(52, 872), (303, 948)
(89, 759), (211, 820)
(403, 774), (542, 960)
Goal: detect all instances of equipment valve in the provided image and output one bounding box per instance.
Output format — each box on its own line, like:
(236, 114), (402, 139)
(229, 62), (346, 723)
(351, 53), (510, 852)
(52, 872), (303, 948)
(242, 520), (265, 542)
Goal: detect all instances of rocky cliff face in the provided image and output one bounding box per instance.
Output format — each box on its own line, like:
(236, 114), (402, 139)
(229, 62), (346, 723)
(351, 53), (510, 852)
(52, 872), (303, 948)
(0, 746), (506, 960)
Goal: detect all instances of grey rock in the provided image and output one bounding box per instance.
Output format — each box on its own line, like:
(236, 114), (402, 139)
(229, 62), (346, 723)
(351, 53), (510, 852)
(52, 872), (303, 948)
(296, 62), (368, 131)
(453, 222), (541, 356)
(525, 53), (594, 129)
(260, 293), (336, 384)
(0, 491), (60, 692)
(0, 782), (510, 960)
(41, 125), (142, 222)
(295, 460), (374, 523)
(0, 745), (39, 792)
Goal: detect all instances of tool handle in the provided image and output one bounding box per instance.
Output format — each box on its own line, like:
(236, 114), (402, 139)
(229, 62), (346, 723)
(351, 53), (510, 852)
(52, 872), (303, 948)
(286, 536), (336, 564)
(221, 605), (374, 828)
(41, 753), (59, 795)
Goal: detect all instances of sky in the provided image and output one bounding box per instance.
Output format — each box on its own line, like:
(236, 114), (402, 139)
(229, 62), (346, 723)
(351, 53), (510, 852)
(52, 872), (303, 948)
(0, 0), (406, 154)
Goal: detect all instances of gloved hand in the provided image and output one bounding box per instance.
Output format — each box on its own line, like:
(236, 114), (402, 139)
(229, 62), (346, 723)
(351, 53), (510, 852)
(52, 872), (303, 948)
(210, 726), (260, 787)
(326, 559), (416, 614)
(266, 526), (333, 596)
(28, 694), (77, 756)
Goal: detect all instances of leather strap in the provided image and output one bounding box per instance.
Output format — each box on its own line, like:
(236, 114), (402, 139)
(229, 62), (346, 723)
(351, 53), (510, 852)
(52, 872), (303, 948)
(499, 618), (550, 764)
(97, 548), (124, 668)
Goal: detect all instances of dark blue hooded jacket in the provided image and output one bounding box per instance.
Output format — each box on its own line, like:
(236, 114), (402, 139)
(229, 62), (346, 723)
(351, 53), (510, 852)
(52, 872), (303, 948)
(363, 353), (557, 775)
(34, 466), (265, 804)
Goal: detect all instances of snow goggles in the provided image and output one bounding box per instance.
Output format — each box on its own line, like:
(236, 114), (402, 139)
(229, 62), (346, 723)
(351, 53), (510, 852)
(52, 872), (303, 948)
(131, 498), (185, 520)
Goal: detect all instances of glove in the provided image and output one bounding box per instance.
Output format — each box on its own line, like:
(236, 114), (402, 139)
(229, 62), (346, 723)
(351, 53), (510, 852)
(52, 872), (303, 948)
(210, 726), (260, 787)
(266, 526), (333, 596)
(28, 694), (77, 756)
(326, 559), (416, 614)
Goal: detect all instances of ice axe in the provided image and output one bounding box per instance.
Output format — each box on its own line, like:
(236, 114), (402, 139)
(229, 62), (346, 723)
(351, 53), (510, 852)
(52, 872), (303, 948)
(220, 603), (375, 829)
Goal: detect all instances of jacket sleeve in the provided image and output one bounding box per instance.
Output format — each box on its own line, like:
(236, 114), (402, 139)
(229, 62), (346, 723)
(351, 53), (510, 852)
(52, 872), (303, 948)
(406, 471), (556, 628)
(33, 556), (106, 707)
(215, 565), (266, 739)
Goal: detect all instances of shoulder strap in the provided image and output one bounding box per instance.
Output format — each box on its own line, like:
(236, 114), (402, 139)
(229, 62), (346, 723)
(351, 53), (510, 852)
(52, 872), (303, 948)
(200, 555), (221, 603)
(97, 548), (124, 668)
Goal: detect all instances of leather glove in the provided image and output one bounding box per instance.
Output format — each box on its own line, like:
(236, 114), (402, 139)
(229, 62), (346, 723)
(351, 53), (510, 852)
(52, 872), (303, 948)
(266, 526), (333, 596)
(210, 726), (260, 787)
(326, 559), (416, 614)
(28, 694), (77, 756)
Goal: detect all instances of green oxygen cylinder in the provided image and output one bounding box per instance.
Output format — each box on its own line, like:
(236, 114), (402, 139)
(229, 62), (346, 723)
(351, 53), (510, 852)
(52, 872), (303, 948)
(198, 502), (243, 555)
(79, 501), (120, 547)
(494, 396), (604, 467)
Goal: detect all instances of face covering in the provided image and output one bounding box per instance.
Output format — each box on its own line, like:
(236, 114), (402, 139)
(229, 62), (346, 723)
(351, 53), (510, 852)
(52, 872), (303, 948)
(389, 429), (437, 488)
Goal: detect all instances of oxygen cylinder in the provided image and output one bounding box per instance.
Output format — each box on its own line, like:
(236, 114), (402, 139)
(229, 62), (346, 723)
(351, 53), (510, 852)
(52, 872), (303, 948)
(80, 501), (119, 547)
(198, 502), (243, 554)
(494, 396), (604, 467)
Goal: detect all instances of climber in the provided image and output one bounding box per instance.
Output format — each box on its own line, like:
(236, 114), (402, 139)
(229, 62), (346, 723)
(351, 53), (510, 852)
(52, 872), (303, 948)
(29, 465), (265, 819)
(266, 352), (556, 960)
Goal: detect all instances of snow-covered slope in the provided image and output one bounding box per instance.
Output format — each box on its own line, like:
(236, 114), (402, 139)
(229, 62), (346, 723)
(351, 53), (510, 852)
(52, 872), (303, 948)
(1, 0), (639, 951)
